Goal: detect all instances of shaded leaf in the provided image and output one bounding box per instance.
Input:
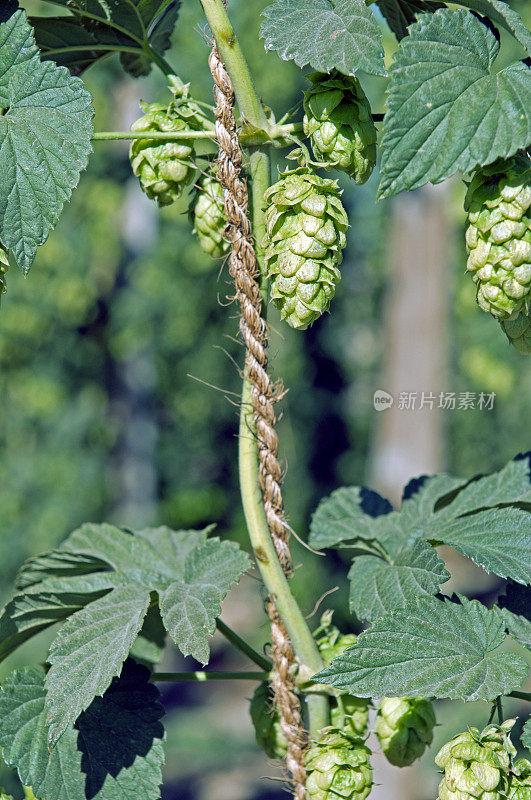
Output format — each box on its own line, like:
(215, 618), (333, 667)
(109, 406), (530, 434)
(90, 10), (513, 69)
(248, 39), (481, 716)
(376, 0), (443, 40)
(130, 603), (167, 664)
(522, 718), (531, 751)
(32, 0), (181, 77)
(456, 0), (531, 56)
(424, 507), (531, 584)
(260, 0), (386, 76)
(0, 660), (164, 800)
(315, 595), (528, 701)
(348, 537), (450, 621)
(45, 585), (151, 744)
(378, 8), (531, 199)
(309, 486), (393, 550)
(0, 9), (93, 271)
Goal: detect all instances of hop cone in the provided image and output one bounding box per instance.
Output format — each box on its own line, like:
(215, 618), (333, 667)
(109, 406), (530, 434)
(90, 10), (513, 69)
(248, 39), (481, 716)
(303, 71), (377, 184)
(330, 696), (370, 739)
(464, 153), (531, 318)
(263, 168), (348, 329)
(375, 696), (435, 767)
(130, 77), (212, 206)
(508, 759), (531, 800)
(305, 728), (373, 800)
(501, 309), (531, 354)
(435, 720), (516, 800)
(249, 681), (287, 759)
(191, 175), (229, 258)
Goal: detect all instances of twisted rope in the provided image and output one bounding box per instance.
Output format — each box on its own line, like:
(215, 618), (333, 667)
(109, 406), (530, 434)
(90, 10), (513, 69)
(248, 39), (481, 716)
(208, 40), (307, 800)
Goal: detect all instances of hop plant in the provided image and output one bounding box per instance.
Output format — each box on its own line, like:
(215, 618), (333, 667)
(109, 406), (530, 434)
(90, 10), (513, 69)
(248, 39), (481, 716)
(374, 696), (435, 767)
(130, 76), (212, 206)
(263, 167), (348, 329)
(191, 175), (229, 258)
(501, 309), (531, 354)
(435, 720), (516, 800)
(249, 681), (288, 759)
(464, 153), (531, 319)
(507, 758), (531, 800)
(305, 728), (373, 800)
(303, 71), (377, 184)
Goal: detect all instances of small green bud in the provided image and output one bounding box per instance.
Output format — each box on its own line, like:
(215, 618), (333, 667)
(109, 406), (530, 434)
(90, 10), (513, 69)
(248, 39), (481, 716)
(464, 153), (531, 319)
(500, 309), (531, 354)
(375, 696), (435, 766)
(303, 71), (377, 183)
(263, 167), (348, 329)
(191, 175), (229, 258)
(305, 728), (373, 800)
(249, 681), (288, 760)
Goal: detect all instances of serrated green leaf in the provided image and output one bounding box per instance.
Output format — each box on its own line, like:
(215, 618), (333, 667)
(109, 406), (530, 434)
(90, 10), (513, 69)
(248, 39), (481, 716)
(376, 0), (443, 40)
(32, 0), (181, 77)
(455, 0), (531, 56)
(260, 0), (386, 76)
(497, 581), (531, 650)
(0, 660), (165, 800)
(315, 595), (528, 701)
(400, 474), (467, 525)
(436, 452), (531, 518)
(348, 537), (450, 621)
(0, 9), (93, 272)
(309, 486), (393, 550)
(16, 549), (110, 590)
(45, 585), (151, 744)
(424, 507), (531, 584)
(522, 718), (531, 751)
(378, 8), (531, 199)
(0, 589), (105, 664)
(158, 538), (252, 664)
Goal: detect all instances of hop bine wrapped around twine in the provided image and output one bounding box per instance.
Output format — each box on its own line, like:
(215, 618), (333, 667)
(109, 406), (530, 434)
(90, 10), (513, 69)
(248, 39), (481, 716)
(207, 17), (307, 800)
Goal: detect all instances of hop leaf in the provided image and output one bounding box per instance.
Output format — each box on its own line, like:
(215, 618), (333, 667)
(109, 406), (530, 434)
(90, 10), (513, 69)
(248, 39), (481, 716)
(374, 696), (435, 767)
(464, 153), (531, 319)
(501, 309), (531, 355)
(191, 175), (230, 259)
(130, 77), (213, 207)
(303, 71), (377, 184)
(249, 681), (288, 760)
(435, 720), (517, 800)
(263, 167), (348, 329)
(305, 728), (373, 800)
(507, 758), (531, 800)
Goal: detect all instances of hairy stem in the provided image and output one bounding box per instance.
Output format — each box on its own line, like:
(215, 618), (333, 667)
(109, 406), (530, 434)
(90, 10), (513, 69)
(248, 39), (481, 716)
(249, 149), (270, 305)
(198, 0), (270, 131)
(151, 671), (266, 681)
(239, 378), (328, 734)
(216, 617), (272, 670)
(93, 130), (216, 141)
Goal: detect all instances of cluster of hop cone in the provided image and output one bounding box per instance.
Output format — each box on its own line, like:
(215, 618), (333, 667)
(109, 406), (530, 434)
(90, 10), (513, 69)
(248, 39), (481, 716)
(249, 614), (530, 800)
(129, 73), (530, 352)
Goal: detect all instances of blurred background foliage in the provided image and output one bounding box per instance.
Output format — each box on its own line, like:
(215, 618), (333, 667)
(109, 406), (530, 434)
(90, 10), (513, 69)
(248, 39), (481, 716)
(0, 0), (530, 798)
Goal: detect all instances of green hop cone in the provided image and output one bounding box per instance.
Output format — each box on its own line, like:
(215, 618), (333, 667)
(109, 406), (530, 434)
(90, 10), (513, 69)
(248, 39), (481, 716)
(191, 175), (229, 258)
(263, 167), (348, 329)
(501, 309), (531, 354)
(374, 696), (435, 767)
(435, 720), (517, 800)
(130, 76), (212, 207)
(508, 759), (531, 800)
(305, 728), (373, 800)
(303, 71), (377, 184)
(464, 153), (531, 319)
(249, 681), (288, 759)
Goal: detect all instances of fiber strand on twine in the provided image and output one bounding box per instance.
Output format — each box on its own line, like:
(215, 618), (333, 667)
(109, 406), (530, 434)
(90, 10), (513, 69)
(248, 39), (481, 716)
(207, 39), (307, 800)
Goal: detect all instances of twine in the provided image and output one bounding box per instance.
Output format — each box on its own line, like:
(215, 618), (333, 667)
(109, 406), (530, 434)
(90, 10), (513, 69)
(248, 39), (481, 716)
(208, 37), (307, 800)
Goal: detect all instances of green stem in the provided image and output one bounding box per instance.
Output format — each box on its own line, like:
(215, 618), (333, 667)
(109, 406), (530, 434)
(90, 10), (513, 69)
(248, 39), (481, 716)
(151, 671), (265, 681)
(239, 379), (328, 734)
(216, 618), (272, 671)
(496, 696), (504, 724)
(249, 149), (270, 304)
(508, 691), (531, 702)
(197, 0), (270, 131)
(143, 43), (176, 77)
